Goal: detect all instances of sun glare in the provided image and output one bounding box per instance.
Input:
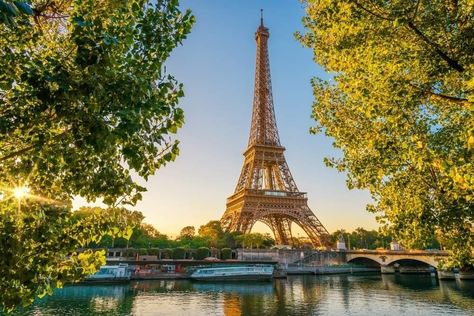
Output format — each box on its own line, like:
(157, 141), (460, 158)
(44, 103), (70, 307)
(13, 186), (30, 200)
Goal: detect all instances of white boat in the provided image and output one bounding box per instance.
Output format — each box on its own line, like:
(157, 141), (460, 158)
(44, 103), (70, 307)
(85, 263), (131, 283)
(190, 264), (274, 281)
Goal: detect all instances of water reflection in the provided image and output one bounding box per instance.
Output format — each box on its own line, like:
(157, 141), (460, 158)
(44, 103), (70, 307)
(3, 275), (474, 316)
(192, 282), (273, 295)
(19, 285), (134, 316)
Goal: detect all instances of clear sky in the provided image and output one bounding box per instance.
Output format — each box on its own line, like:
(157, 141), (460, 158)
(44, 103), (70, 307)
(75, 0), (378, 237)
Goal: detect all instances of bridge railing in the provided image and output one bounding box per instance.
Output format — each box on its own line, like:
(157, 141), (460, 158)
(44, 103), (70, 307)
(346, 249), (448, 256)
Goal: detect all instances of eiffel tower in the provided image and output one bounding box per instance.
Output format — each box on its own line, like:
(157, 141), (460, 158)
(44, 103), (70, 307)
(220, 12), (330, 248)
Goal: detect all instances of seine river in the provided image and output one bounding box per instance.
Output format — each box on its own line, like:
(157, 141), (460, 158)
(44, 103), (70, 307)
(7, 274), (474, 315)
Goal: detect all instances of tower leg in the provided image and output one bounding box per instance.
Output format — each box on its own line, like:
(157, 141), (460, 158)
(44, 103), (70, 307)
(263, 217), (294, 246)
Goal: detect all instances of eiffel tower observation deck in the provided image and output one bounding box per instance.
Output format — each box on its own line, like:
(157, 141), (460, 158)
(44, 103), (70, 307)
(220, 11), (330, 248)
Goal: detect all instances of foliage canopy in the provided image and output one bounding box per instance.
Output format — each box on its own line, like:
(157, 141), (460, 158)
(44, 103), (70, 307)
(0, 204), (143, 310)
(300, 0), (473, 268)
(0, 0), (194, 310)
(1, 0), (194, 205)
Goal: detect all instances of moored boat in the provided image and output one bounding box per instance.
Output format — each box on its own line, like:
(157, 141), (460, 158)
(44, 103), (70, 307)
(84, 263), (131, 283)
(190, 264), (274, 281)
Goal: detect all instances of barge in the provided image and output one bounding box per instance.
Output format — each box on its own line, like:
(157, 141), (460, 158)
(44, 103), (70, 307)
(190, 264), (274, 281)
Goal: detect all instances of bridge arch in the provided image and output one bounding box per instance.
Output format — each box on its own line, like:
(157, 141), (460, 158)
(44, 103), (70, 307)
(386, 258), (437, 268)
(345, 252), (442, 269)
(347, 256), (382, 267)
(250, 212), (324, 246)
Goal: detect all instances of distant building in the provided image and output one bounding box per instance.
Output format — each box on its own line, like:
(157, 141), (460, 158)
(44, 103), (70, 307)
(336, 235), (347, 251)
(390, 240), (401, 251)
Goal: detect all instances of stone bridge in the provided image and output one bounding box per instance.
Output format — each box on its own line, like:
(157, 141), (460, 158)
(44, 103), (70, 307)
(237, 248), (450, 273)
(345, 250), (449, 273)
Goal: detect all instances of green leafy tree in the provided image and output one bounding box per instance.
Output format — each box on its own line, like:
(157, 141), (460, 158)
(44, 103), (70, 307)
(137, 248), (148, 255)
(219, 231), (242, 249)
(147, 248), (159, 256)
(195, 247), (210, 260)
(172, 247), (186, 259)
(262, 233), (276, 248)
(161, 248), (172, 259)
(241, 233), (265, 249)
(182, 235), (209, 249)
(0, 204), (142, 311)
(329, 229), (347, 247)
(330, 228), (392, 250)
(123, 248), (136, 258)
(125, 223), (172, 249)
(198, 220), (224, 248)
(140, 224), (162, 239)
(0, 0), (194, 310)
(300, 0), (473, 268)
(179, 226), (196, 240)
(220, 248), (232, 260)
(1, 0), (194, 205)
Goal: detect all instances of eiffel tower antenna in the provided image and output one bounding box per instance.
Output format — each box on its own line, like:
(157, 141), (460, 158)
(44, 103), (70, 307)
(220, 14), (330, 248)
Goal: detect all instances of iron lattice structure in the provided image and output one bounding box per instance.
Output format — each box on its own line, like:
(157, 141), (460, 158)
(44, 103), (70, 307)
(220, 15), (330, 248)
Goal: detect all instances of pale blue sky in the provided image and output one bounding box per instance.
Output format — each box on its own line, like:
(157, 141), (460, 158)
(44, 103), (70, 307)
(75, 0), (378, 236)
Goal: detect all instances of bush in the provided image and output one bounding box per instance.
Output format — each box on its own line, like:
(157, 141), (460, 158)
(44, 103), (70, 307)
(137, 248), (148, 255)
(195, 247), (210, 260)
(172, 247), (186, 259)
(124, 249), (136, 257)
(148, 248), (159, 256)
(161, 248), (172, 259)
(220, 248), (232, 260)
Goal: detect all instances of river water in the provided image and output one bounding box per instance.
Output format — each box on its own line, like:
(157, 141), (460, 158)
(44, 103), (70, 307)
(7, 274), (474, 315)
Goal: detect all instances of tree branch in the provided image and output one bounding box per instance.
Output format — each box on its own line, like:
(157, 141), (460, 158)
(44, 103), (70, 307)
(0, 145), (36, 163)
(409, 83), (470, 105)
(412, 0), (421, 20)
(351, 1), (465, 73)
(429, 91), (470, 104)
(406, 22), (464, 72)
(0, 129), (70, 163)
(351, 1), (392, 21)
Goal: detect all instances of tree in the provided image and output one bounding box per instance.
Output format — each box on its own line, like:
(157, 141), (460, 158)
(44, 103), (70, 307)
(198, 221), (224, 248)
(241, 233), (265, 249)
(262, 233), (276, 248)
(0, 204), (142, 311)
(172, 247), (186, 259)
(179, 226), (196, 240)
(1, 0), (194, 205)
(300, 0), (473, 268)
(329, 229), (347, 248)
(0, 0), (194, 310)
(178, 235), (209, 249)
(124, 223), (172, 249)
(141, 224), (162, 239)
(161, 248), (172, 259)
(330, 228), (389, 249)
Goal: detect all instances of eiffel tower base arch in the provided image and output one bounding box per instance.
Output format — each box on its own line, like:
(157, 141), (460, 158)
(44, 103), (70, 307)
(221, 191), (330, 248)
